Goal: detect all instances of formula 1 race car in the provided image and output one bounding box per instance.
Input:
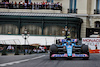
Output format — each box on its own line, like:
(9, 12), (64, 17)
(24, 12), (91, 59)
(50, 38), (90, 60)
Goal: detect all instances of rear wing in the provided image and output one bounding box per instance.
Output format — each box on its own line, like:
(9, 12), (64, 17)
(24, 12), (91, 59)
(56, 39), (78, 44)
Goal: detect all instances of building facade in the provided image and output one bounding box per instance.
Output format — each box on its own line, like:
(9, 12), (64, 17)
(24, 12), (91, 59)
(0, 0), (100, 39)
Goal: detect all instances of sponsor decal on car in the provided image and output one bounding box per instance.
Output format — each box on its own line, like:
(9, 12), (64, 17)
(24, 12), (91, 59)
(51, 54), (68, 57)
(72, 54), (88, 57)
(51, 54), (88, 57)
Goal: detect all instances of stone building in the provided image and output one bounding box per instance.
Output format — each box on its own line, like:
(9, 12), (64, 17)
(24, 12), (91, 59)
(0, 0), (99, 39)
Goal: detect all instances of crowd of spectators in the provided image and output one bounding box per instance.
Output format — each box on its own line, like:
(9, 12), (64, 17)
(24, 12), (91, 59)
(0, 1), (62, 11)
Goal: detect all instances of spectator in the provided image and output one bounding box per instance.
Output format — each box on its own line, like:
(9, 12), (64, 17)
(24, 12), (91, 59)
(34, 2), (35, 9)
(25, 48), (28, 53)
(42, 1), (45, 9)
(20, 1), (23, 5)
(20, 1), (23, 8)
(36, 2), (39, 9)
(15, 1), (17, 8)
(25, 1), (27, 8)
(19, 2), (20, 8)
(31, 2), (33, 9)
(33, 48), (37, 53)
(39, 2), (42, 9)
(23, 2), (25, 8)
(47, 2), (49, 9)
(11, 1), (13, 8)
(0, 1), (62, 10)
(28, 1), (31, 8)
(44, 46), (47, 52)
(7, 45), (14, 52)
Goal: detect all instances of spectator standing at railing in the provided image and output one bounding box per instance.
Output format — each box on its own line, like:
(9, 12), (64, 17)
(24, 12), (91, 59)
(28, 1), (31, 8)
(34, 2), (35, 9)
(42, 1), (45, 9)
(47, 2), (49, 9)
(20, 1), (23, 8)
(25, 2), (27, 9)
(15, 1), (17, 8)
(44, 2), (47, 9)
(37, 2), (39, 9)
(11, 1), (13, 8)
(39, 2), (42, 9)
(35, 2), (37, 9)
(45, 2), (47, 9)
(23, 2), (25, 8)
(20, 1), (23, 5)
(31, 2), (33, 9)
(9, 2), (11, 8)
(19, 2), (20, 8)
(49, 2), (51, 9)
(51, 2), (54, 9)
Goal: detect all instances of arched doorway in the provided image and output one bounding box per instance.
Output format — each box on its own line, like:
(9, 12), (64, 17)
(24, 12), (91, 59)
(44, 25), (63, 36)
(21, 25), (42, 35)
(0, 24), (18, 34)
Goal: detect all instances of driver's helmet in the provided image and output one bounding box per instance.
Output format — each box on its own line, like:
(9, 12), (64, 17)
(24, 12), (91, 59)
(67, 38), (71, 40)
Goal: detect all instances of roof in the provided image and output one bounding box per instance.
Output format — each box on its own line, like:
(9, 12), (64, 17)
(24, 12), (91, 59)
(0, 12), (88, 17)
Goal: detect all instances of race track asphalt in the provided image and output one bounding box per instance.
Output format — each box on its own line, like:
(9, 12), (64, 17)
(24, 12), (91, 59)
(0, 53), (100, 67)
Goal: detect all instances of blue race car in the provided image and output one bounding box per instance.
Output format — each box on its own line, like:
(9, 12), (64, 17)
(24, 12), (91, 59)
(50, 38), (90, 60)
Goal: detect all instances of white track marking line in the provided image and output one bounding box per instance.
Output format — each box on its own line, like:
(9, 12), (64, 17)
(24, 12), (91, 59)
(0, 55), (45, 67)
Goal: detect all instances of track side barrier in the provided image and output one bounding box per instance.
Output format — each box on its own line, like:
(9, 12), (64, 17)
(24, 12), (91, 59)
(89, 49), (100, 53)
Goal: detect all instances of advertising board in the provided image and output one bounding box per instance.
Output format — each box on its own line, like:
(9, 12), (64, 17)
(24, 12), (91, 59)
(82, 38), (100, 50)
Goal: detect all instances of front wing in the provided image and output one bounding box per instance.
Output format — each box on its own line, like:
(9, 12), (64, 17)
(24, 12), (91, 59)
(51, 53), (89, 58)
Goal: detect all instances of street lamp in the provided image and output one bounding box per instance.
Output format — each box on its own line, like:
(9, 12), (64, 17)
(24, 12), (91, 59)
(62, 25), (70, 39)
(65, 25), (68, 39)
(22, 28), (29, 55)
(22, 28), (30, 45)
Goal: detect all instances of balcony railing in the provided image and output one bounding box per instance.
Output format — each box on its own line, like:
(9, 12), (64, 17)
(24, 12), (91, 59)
(94, 9), (100, 14)
(68, 9), (77, 14)
(0, 3), (62, 11)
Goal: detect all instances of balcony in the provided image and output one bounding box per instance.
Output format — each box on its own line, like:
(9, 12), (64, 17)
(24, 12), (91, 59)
(94, 9), (100, 14)
(0, 3), (62, 10)
(68, 9), (77, 14)
(0, 3), (62, 13)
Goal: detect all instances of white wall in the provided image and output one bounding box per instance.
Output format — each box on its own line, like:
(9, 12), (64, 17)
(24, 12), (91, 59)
(0, 8), (61, 13)
(0, 35), (65, 45)
(77, 0), (87, 14)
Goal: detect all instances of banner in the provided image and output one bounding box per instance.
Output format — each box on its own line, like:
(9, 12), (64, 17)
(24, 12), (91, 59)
(82, 38), (100, 50)
(82, 38), (100, 53)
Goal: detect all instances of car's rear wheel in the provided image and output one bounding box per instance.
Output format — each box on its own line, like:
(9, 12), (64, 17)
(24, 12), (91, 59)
(50, 52), (56, 60)
(50, 44), (58, 52)
(50, 44), (58, 60)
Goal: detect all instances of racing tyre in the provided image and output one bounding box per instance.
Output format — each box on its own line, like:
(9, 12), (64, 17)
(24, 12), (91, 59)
(81, 45), (88, 53)
(81, 45), (90, 60)
(50, 44), (58, 52)
(50, 52), (56, 60)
